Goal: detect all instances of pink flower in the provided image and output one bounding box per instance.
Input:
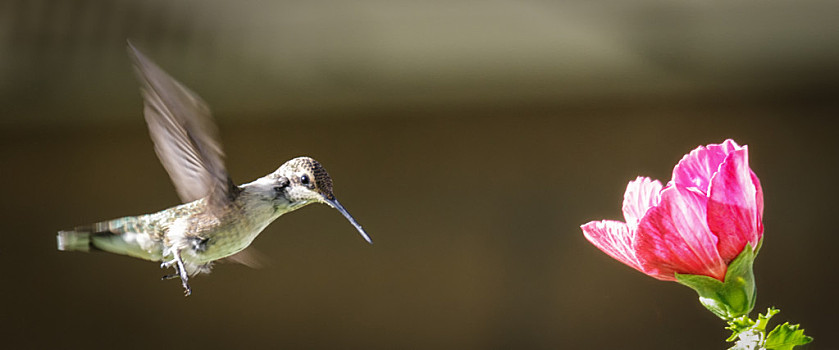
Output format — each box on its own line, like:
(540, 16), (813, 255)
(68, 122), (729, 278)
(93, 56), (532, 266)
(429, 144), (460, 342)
(582, 139), (764, 281)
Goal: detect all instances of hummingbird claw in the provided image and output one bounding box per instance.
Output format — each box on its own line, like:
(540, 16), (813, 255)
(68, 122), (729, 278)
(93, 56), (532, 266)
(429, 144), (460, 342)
(161, 250), (193, 296)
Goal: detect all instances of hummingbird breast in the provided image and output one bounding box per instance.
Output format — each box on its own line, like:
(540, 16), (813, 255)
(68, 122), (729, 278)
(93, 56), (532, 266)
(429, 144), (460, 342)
(176, 200), (280, 266)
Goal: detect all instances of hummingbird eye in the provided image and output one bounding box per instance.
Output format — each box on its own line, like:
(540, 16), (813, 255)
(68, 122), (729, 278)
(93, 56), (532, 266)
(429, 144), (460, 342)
(300, 174), (311, 187)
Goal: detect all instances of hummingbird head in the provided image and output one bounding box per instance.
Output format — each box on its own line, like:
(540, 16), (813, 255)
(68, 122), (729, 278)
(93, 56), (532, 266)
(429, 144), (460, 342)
(276, 156), (335, 203)
(269, 156), (372, 244)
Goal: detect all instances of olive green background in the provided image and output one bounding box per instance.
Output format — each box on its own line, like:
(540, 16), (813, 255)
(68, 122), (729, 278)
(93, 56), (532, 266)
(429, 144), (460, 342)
(1, 1), (837, 349)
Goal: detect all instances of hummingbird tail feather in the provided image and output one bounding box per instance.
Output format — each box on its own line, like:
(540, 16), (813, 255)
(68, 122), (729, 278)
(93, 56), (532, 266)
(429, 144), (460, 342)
(57, 229), (93, 252)
(57, 217), (162, 261)
(57, 220), (122, 252)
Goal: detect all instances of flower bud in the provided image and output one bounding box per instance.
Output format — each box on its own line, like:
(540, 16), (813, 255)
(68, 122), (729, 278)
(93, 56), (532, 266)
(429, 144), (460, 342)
(675, 243), (758, 319)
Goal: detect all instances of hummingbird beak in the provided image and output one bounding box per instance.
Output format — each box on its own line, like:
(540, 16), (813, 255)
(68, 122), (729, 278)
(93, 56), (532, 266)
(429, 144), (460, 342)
(323, 197), (373, 244)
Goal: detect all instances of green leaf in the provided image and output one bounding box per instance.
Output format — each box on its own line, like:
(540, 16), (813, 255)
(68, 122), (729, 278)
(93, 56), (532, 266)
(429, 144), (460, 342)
(765, 322), (813, 350)
(725, 308), (777, 344)
(754, 308), (780, 333)
(725, 315), (756, 342)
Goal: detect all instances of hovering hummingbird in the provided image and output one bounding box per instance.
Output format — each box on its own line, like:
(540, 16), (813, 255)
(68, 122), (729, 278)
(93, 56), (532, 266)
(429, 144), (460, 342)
(57, 42), (372, 296)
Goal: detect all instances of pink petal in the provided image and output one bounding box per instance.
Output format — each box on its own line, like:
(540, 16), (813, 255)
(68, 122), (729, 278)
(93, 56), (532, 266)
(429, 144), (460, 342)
(751, 171), (764, 230)
(636, 184), (727, 281)
(581, 220), (645, 274)
(672, 139), (742, 194)
(707, 147), (763, 261)
(622, 177), (663, 227)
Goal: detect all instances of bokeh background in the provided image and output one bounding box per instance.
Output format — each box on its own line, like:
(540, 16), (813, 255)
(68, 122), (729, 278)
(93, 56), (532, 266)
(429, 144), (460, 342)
(1, 1), (838, 349)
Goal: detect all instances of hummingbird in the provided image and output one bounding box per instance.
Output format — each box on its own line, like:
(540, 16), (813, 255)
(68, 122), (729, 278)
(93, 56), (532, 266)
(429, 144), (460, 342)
(57, 42), (372, 296)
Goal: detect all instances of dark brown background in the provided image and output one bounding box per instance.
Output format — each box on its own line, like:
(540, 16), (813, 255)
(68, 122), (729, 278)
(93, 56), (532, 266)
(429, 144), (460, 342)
(1, 1), (837, 349)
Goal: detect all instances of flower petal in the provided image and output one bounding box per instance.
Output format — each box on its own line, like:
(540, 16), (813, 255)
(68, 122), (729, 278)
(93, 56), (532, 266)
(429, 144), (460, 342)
(752, 171), (764, 234)
(581, 220), (644, 274)
(672, 139), (742, 194)
(707, 146), (763, 261)
(636, 184), (727, 281)
(622, 177), (663, 227)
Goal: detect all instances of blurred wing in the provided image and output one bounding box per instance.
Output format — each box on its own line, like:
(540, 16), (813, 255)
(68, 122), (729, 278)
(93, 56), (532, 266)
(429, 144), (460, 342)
(223, 247), (270, 269)
(127, 42), (239, 209)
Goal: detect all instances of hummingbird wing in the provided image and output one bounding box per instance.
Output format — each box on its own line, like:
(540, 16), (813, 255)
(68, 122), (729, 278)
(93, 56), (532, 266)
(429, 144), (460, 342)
(223, 247), (270, 269)
(127, 42), (240, 210)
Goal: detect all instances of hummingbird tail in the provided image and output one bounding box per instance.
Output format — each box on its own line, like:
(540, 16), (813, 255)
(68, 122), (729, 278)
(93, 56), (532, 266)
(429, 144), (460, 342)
(57, 222), (117, 252)
(57, 217), (163, 261)
(57, 229), (92, 252)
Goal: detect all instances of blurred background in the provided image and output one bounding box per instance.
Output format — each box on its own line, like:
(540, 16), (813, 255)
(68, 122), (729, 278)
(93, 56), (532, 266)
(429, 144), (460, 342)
(1, 0), (837, 348)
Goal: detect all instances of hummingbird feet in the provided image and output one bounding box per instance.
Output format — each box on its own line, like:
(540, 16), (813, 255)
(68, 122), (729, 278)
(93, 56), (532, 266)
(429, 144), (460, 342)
(160, 251), (192, 296)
